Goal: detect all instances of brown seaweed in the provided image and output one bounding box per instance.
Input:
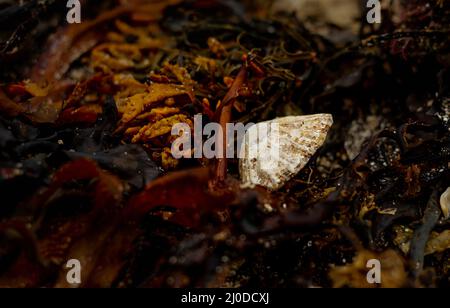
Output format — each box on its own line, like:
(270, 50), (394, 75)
(0, 0), (449, 288)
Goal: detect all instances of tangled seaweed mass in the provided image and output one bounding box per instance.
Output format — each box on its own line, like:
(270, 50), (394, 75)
(0, 0), (449, 288)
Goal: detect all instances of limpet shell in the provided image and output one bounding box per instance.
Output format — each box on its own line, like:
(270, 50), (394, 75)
(440, 187), (450, 219)
(239, 114), (333, 190)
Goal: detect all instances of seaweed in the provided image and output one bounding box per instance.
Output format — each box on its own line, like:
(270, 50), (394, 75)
(0, 0), (448, 288)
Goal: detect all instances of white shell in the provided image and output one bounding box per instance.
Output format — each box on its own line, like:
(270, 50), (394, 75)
(239, 114), (333, 190)
(440, 187), (450, 220)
